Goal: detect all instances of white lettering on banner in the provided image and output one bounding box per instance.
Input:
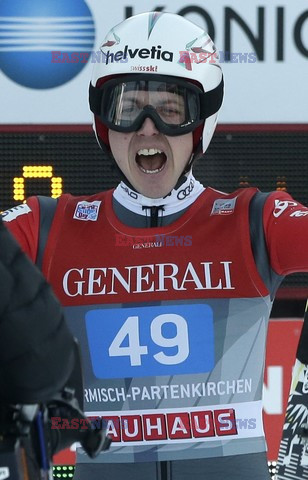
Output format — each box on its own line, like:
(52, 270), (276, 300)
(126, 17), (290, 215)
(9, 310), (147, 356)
(145, 417), (163, 436)
(171, 417), (188, 436)
(84, 379), (253, 403)
(85, 370), (284, 415)
(263, 366), (283, 414)
(194, 415), (211, 434)
(123, 418), (139, 438)
(85, 401), (263, 445)
(273, 200), (298, 218)
(62, 261), (235, 297)
(217, 412), (233, 431)
(106, 420), (119, 438)
(124, 4), (308, 62)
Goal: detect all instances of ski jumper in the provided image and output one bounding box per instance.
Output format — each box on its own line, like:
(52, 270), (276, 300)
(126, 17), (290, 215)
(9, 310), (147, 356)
(3, 181), (308, 480)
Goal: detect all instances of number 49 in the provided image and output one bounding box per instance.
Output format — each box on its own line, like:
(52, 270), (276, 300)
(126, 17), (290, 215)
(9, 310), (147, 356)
(108, 314), (189, 367)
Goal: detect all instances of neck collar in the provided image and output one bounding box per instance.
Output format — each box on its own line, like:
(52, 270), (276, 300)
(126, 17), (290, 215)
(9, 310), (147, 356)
(113, 172), (205, 217)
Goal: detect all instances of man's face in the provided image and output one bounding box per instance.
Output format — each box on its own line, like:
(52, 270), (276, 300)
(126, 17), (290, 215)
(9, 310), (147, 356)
(108, 90), (193, 198)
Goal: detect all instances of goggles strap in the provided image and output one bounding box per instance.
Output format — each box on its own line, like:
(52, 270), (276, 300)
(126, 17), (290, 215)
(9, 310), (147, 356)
(199, 78), (224, 119)
(89, 82), (102, 115)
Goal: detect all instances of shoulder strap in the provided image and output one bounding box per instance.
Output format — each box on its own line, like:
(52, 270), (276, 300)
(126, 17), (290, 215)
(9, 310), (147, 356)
(249, 191), (284, 299)
(36, 196), (58, 270)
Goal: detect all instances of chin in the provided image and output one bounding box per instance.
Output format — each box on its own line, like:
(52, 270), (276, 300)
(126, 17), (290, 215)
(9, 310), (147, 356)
(141, 185), (171, 199)
(132, 174), (176, 199)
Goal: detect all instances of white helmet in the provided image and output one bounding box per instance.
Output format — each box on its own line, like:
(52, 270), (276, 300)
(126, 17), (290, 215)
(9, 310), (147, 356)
(89, 11), (223, 162)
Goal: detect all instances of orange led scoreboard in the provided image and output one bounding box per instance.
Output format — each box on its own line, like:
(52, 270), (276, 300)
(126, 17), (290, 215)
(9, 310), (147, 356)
(0, 125), (117, 213)
(13, 165), (63, 202)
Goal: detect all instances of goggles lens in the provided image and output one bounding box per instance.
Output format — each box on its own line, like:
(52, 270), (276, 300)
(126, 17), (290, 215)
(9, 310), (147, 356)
(99, 77), (202, 135)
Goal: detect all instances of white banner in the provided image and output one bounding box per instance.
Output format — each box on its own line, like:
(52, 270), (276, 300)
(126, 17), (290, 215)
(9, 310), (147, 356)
(84, 400), (264, 445)
(0, 0), (307, 124)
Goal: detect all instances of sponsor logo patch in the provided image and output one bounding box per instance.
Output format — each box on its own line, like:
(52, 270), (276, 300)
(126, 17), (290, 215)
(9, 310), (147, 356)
(73, 201), (101, 221)
(273, 199), (298, 218)
(177, 178), (195, 200)
(290, 209), (308, 217)
(101, 45), (173, 65)
(211, 198), (237, 215)
(2, 204), (31, 222)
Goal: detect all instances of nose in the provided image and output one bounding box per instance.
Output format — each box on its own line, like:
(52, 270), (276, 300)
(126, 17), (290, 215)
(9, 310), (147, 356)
(137, 117), (159, 136)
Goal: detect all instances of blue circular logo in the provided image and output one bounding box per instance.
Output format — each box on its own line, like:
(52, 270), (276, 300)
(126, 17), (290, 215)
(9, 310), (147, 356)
(0, 0), (95, 89)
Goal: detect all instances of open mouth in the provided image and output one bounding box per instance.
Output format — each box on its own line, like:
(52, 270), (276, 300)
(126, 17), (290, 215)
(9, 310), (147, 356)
(136, 148), (167, 174)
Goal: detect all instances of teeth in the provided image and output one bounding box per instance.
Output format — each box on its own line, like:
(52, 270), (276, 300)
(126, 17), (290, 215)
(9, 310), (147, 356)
(137, 148), (162, 156)
(139, 164), (165, 174)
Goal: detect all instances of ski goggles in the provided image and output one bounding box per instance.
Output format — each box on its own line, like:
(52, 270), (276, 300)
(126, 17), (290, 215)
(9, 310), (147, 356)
(89, 74), (223, 136)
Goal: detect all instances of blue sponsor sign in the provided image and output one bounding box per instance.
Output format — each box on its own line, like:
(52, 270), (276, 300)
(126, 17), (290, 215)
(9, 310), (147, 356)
(0, 0), (95, 88)
(86, 304), (214, 378)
